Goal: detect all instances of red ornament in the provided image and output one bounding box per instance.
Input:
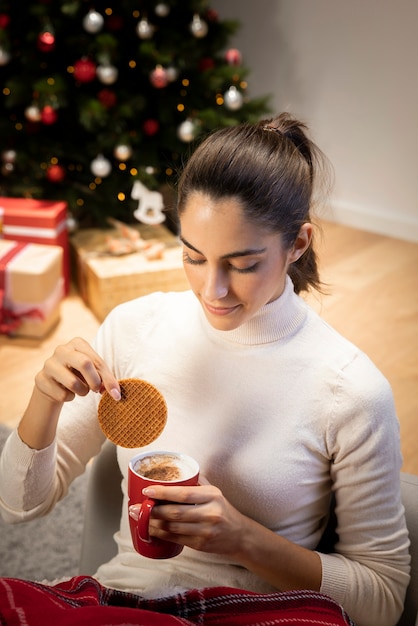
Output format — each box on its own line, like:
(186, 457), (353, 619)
(198, 57), (215, 72)
(73, 58), (97, 83)
(41, 105), (58, 125)
(98, 88), (117, 108)
(205, 9), (219, 22)
(46, 164), (65, 182)
(150, 66), (168, 89)
(143, 119), (160, 137)
(224, 48), (242, 66)
(106, 14), (124, 31)
(37, 31), (55, 52)
(0, 14), (10, 29)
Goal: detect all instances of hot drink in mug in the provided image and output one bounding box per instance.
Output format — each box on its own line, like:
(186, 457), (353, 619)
(128, 451), (199, 559)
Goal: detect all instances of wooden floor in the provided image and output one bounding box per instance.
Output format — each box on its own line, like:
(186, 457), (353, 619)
(1, 221), (417, 474)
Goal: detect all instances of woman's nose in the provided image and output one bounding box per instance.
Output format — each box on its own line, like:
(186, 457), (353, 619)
(202, 267), (229, 301)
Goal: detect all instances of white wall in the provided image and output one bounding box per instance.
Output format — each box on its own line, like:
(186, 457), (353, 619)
(211, 0), (418, 242)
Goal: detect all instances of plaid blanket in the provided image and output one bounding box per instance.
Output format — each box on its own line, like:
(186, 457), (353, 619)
(0, 576), (355, 625)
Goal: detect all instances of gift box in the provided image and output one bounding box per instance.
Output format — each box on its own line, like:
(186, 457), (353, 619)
(0, 240), (64, 338)
(0, 197), (70, 294)
(71, 223), (189, 321)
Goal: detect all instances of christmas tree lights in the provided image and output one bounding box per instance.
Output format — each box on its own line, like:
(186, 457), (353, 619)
(0, 1), (270, 230)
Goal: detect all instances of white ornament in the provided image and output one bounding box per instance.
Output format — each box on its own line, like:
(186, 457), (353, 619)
(136, 18), (154, 39)
(82, 10), (104, 33)
(224, 86), (244, 111)
(155, 3), (170, 17)
(166, 65), (179, 83)
(177, 119), (196, 142)
(96, 63), (118, 85)
(2, 149), (17, 163)
(91, 154), (112, 177)
(24, 105), (42, 122)
(190, 14), (208, 38)
(0, 47), (11, 66)
(132, 180), (166, 225)
(114, 144), (132, 161)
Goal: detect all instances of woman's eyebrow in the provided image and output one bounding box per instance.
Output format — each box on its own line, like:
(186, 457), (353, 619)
(179, 235), (266, 259)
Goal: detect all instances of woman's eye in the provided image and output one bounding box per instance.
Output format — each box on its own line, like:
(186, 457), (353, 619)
(230, 263), (259, 274)
(183, 252), (205, 266)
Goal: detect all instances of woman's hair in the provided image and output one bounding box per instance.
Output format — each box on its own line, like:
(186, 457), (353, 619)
(177, 113), (331, 294)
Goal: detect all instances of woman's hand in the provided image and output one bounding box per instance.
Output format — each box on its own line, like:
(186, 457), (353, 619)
(18, 337), (120, 450)
(34, 337), (121, 404)
(138, 477), (248, 557)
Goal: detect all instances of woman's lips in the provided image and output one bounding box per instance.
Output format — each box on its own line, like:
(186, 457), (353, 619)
(203, 301), (240, 316)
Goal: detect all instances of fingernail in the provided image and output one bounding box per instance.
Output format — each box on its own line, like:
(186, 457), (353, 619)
(142, 487), (155, 497)
(129, 505), (139, 521)
(110, 388), (121, 401)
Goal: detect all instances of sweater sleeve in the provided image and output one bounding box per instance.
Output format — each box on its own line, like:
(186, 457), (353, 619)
(0, 386), (106, 524)
(318, 351), (410, 626)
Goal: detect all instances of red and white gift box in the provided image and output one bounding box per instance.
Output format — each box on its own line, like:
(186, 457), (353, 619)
(0, 240), (64, 338)
(0, 197), (70, 294)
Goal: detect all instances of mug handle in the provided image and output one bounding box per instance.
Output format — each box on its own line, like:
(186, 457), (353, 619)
(137, 498), (155, 543)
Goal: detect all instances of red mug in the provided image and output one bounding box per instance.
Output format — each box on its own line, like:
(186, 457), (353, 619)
(128, 450), (199, 559)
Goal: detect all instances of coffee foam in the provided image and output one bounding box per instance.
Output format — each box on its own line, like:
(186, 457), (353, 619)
(134, 453), (196, 482)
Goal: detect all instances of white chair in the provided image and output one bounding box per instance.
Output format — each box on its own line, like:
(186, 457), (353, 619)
(80, 440), (418, 625)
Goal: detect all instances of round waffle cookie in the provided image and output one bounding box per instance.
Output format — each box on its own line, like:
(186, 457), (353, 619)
(98, 378), (167, 448)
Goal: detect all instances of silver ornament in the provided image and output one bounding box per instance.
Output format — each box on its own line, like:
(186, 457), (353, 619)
(190, 14), (208, 38)
(223, 86), (244, 111)
(136, 18), (154, 39)
(83, 10), (104, 34)
(96, 64), (119, 85)
(0, 47), (11, 66)
(155, 3), (170, 17)
(114, 144), (133, 161)
(2, 149), (17, 163)
(25, 105), (42, 122)
(177, 119), (196, 143)
(90, 154), (112, 177)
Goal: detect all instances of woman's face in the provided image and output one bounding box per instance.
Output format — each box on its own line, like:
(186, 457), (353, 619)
(179, 192), (307, 331)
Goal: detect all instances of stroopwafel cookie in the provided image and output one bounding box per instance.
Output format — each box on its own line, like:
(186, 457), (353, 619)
(98, 378), (167, 448)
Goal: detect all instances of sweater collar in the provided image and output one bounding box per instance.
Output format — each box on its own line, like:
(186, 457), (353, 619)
(198, 276), (308, 346)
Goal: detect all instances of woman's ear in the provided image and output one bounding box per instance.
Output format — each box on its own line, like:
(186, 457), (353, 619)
(288, 223), (313, 263)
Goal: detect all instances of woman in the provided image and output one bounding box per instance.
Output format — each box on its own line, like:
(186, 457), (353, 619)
(0, 114), (410, 626)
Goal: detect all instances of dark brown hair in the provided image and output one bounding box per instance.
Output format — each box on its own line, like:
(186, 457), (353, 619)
(177, 113), (331, 294)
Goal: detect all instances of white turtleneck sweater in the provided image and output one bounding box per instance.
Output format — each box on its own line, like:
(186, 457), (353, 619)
(0, 278), (410, 626)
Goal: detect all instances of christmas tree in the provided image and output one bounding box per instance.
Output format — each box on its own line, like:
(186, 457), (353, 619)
(0, 1), (270, 231)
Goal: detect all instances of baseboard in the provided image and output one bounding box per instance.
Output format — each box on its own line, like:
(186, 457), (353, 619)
(321, 201), (418, 243)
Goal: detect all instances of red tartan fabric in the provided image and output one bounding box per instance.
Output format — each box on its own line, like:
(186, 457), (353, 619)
(0, 576), (355, 626)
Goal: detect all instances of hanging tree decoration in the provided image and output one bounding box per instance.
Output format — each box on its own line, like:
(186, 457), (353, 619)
(90, 154), (112, 177)
(97, 62), (118, 85)
(136, 16), (154, 39)
(41, 104), (58, 124)
(177, 118), (197, 142)
(224, 48), (242, 66)
(25, 104), (42, 122)
(223, 85), (244, 111)
(37, 28), (55, 53)
(155, 4), (170, 18)
(113, 144), (132, 161)
(189, 14), (208, 38)
(73, 57), (97, 83)
(150, 65), (168, 88)
(82, 9), (104, 34)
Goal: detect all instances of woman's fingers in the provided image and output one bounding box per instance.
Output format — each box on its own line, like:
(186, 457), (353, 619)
(36, 337), (120, 402)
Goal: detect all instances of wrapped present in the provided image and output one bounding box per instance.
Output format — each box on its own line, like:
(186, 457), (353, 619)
(0, 240), (64, 338)
(0, 197), (70, 294)
(71, 223), (189, 321)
